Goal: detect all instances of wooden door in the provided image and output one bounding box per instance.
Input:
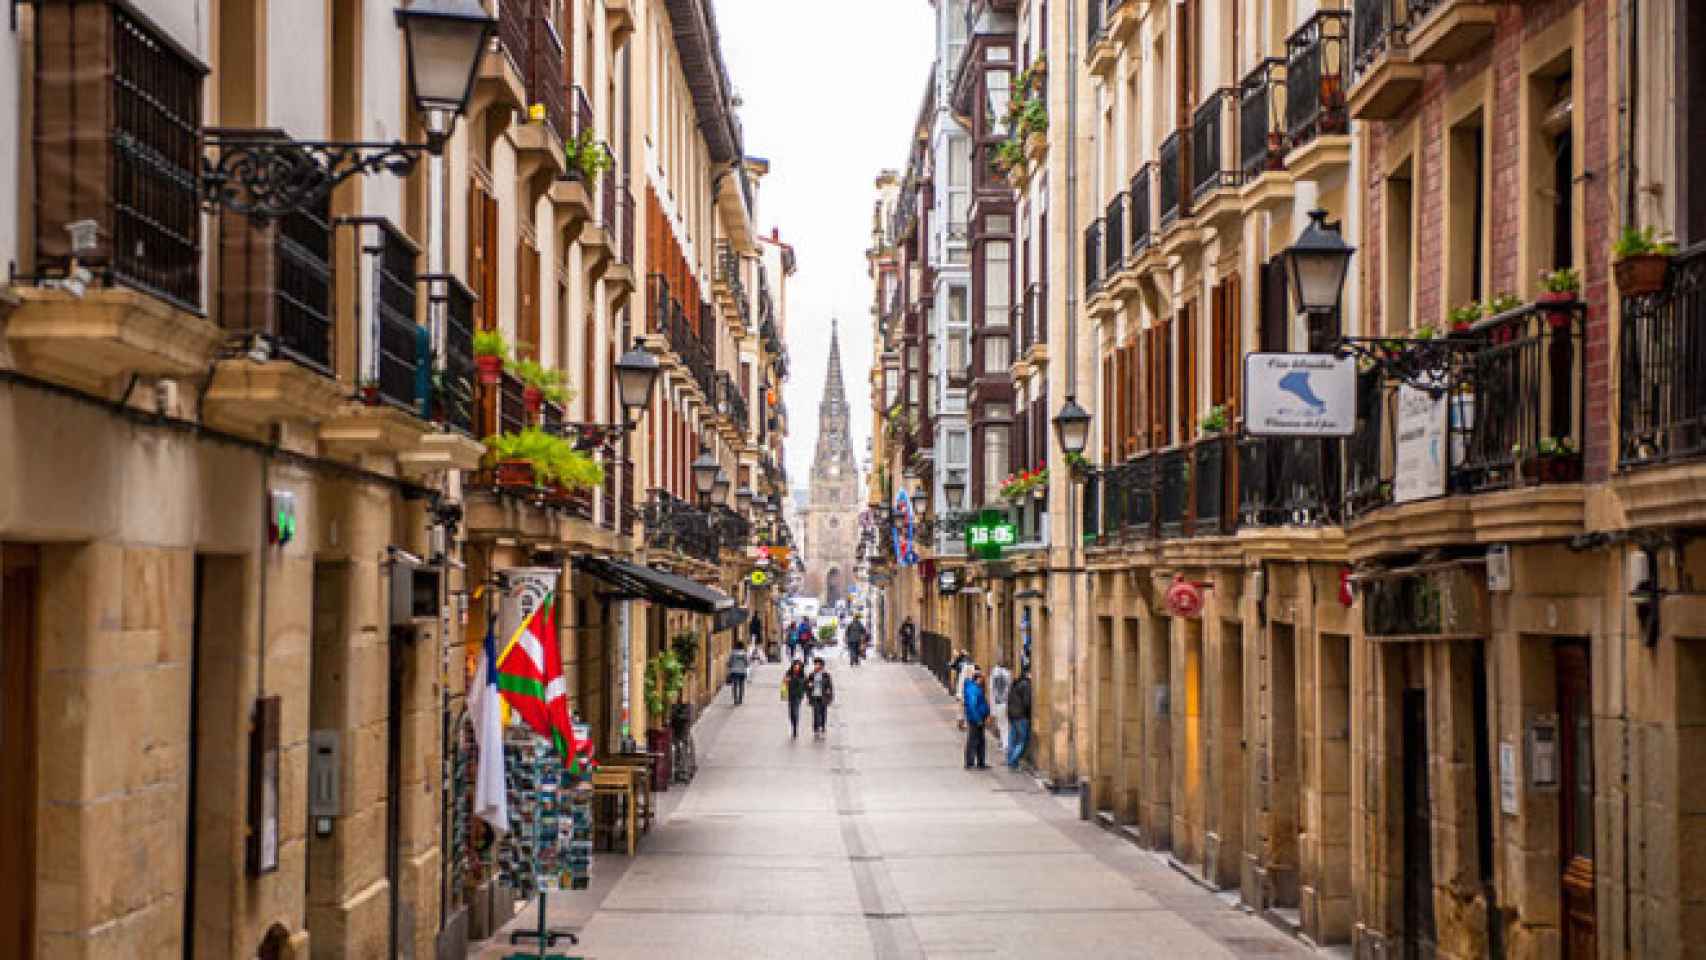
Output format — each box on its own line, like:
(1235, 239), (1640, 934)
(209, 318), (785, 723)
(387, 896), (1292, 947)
(1401, 688), (1437, 960)
(1, 547), (38, 959)
(1557, 642), (1596, 958)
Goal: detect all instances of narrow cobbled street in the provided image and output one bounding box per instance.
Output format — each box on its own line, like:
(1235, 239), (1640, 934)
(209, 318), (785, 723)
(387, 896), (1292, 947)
(485, 657), (1306, 959)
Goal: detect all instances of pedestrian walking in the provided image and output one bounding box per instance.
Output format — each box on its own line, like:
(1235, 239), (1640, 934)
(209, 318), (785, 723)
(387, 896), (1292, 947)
(726, 642), (750, 705)
(845, 615), (869, 667)
(806, 657), (835, 739)
(782, 661), (808, 738)
(785, 619), (799, 661)
(899, 616), (917, 663)
(748, 612), (765, 661)
(951, 650), (971, 701)
(1006, 668), (1032, 769)
(988, 660), (1013, 752)
(962, 665), (990, 769)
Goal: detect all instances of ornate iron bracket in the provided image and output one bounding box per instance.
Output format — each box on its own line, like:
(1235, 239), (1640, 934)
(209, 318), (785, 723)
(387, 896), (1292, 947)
(1334, 335), (1478, 399)
(202, 129), (429, 220)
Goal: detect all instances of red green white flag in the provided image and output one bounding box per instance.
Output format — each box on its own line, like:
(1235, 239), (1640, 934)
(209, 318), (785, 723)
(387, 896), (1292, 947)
(496, 590), (578, 764)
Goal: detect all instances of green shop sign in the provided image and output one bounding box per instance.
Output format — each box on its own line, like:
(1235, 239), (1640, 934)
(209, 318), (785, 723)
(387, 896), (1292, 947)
(965, 511), (1017, 559)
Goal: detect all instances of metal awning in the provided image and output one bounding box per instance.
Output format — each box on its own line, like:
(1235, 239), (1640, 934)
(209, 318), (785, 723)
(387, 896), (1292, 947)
(572, 555), (735, 614)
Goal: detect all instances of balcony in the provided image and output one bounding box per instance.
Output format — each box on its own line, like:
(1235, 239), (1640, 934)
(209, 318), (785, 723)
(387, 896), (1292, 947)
(1086, 0), (1117, 78)
(1158, 129), (1186, 230)
(474, 0), (528, 114)
(1284, 10), (1352, 181)
(1405, 0), (1500, 64)
(1094, 455), (1156, 544)
(1621, 244), (1706, 473)
(1104, 193), (1127, 281)
(604, 174), (638, 295)
(1129, 164), (1155, 261)
(1156, 446), (1190, 538)
(1191, 89), (1242, 226)
(1105, 0), (1142, 45)
(1022, 281), (1047, 359)
(1084, 218), (1105, 298)
(1239, 58), (1292, 214)
(1349, 0), (1425, 120)
(645, 490), (722, 567)
(1191, 435), (1237, 536)
(1238, 436), (1342, 527)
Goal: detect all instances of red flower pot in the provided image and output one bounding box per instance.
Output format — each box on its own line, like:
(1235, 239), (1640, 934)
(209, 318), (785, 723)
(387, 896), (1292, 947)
(1614, 253), (1670, 298)
(360, 384), (381, 405)
(1536, 290), (1576, 329)
(476, 354), (503, 385)
(523, 385), (543, 415)
(494, 459), (535, 489)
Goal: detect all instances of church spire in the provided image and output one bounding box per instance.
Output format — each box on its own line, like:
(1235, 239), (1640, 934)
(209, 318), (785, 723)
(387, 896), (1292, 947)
(822, 319), (847, 410)
(811, 318), (856, 485)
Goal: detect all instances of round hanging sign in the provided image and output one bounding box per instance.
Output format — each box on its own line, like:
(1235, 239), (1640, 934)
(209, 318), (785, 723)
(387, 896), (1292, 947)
(749, 570), (768, 586)
(1165, 577), (1205, 619)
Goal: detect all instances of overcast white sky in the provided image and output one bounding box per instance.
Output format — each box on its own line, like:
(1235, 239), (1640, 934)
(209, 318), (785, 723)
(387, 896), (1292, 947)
(716, 0), (935, 496)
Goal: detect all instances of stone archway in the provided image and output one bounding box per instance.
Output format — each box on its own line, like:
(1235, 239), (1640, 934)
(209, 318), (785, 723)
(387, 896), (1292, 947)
(826, 567), (844, 609)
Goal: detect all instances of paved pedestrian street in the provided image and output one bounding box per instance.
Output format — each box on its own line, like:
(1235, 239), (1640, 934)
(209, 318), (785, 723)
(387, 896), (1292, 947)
(479, 658), (1306, 959)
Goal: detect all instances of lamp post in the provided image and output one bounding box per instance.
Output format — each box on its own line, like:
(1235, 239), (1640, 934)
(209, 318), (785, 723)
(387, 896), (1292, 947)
(1053, 397), (1092, 458)
(712, 470), (732, 505)
(944, 472), (966, 513)
(204, 0), (494, 219)
(1282, 208), (1357, 351)
(691, 446), (720, 505)
(615, 340), (663, 428)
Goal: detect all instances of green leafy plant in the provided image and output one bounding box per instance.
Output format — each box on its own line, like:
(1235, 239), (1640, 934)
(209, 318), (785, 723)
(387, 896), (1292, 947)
(994, 137), (1026, 177)
(1064, 451), (1093, 474)
(1019, 98), (1048, 137)
(1000, 466), (1049, 500)
(1538, 436), (1577, 457)
(473, 329), (509, 359)
(1448, 302), (1484, 331)
(513, 358), (575, 406)
(1539, 267), (1581, 294)
(484, 427), (605, 488)
(643, 651), (686, 718)
(565, 130), (614, 181)
(670, 631), (700, 670)
(818, 623), (836, 643)
(1486, 292), (1524, 316)
(1198, 404), (1229, 435)
(1414, 324), (1440, 340)
(1613, 225), (1677, 259)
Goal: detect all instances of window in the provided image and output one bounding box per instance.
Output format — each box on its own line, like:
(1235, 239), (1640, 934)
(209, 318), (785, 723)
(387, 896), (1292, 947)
(1446, 115), (1486, 314)
(984, 425), (1010, 501)
(983, 335), (1010, 372)
(984, 240), (1012, 327)
(986, 69), (1012, 136)
(1384, 162), (1414, 334)
(947, 329), (970, 378)
(947, 430), (969, 463)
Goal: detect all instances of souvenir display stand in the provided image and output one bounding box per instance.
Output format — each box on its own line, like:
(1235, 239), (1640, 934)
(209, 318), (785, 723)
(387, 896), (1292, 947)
(499, 731), (594, 959)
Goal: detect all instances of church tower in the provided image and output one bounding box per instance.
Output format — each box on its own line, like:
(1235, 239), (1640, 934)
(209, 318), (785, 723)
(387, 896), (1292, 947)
(801, 321), (861, 607)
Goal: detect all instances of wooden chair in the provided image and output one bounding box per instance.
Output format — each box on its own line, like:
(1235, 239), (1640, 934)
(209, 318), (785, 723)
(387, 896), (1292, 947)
(591, 766), (639, 856)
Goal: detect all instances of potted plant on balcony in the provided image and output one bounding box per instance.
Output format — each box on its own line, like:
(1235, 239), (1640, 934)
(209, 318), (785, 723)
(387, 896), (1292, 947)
(541, 437), (605, 506)
(358, 377), (382, 405)
(1198, 404), (1229, 436)
(473, 330), (508, 385)
(565, 130), (613, 183)
(1537, 267), (1581, 328)
(514, 359), (573, 418)
(484, 428), (550, 490)
(1536, 436), (1582, 483)
(1612, 225), (1676, 298)
(1448, 301), (1484, 338)
(1065, 451), (1093, 480)
(644, 650), (686, 789)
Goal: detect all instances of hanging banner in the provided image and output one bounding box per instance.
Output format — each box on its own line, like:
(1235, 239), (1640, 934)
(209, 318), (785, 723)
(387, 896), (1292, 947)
(1243, 353), (1357, 436)
(892, 490), (918, 567)
(499, 567), (561, 648)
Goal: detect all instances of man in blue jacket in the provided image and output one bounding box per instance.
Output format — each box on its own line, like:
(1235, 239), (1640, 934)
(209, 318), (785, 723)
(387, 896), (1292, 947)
(962, 664), (990, 769)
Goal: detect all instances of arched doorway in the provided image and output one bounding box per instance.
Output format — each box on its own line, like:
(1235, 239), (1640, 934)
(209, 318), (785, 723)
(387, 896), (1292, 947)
(825, 567), (844, 609)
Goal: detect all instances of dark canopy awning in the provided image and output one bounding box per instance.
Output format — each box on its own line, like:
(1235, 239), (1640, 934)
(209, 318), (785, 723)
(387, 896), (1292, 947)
(572, 555), (735, 615)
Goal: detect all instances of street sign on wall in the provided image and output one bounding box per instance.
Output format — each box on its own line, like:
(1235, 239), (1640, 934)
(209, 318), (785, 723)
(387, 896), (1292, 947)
(1243, 353), (1356, 436)
(965, 511), (1017, 560)
(1393, 385), (1446, 502)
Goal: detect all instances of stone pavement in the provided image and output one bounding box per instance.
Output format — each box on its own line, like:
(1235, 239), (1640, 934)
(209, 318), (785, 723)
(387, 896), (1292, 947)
(474, 656), (1309, 959)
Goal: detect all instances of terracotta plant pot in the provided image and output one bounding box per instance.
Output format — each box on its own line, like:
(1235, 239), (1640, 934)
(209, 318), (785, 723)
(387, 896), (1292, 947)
(1614, 253), (1670, 298)
(523, 385), (543, 415)
(494, 459), (535, 489)
(360, 384), (380, 405)
(476, 354), (504, 385)
(1536, 290), (1576, 329)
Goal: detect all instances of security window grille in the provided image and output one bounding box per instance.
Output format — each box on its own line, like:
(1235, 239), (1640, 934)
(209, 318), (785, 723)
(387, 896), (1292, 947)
(372, 223), (421, 410)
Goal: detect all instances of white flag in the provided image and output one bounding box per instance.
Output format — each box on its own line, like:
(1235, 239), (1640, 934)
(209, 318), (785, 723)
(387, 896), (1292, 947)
(469, 623), (509, 834)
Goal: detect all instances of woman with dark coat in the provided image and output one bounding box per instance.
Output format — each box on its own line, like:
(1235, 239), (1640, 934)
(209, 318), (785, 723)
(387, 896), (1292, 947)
(783, 661), (809, 738)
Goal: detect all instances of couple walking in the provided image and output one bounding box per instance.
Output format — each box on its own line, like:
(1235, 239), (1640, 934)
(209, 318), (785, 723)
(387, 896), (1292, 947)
(781, 658), (834, 739)
(959, 661), (1032, 770)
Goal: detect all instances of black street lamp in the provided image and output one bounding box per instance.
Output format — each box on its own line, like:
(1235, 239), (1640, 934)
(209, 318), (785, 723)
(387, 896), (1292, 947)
(912, 485), (930, 518)
(1283, 208), (1356, 348)
(943, 472), (966, 511)
(1053, 396), (1092, 456)
(736, 487), (754, 511)
(712, 470), (732, 504)
(615, 339), (663, 427)
(203, 0), (494, 219)
(691, 447), (720, 502)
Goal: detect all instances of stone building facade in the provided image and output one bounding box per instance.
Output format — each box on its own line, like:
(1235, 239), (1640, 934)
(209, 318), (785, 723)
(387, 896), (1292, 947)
(867, 1), (1706, 958)
(0, 0), (793, 956)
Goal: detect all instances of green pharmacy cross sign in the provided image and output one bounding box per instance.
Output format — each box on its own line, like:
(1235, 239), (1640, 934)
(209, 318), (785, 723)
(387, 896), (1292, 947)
(965, 511), (1017, 559)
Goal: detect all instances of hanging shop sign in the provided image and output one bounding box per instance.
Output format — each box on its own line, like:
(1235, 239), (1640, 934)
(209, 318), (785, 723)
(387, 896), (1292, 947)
(1393, 385), (1447, 502)
(892, 490), (919, 567)
(1243, 353), (1357, 436)
(500, 567), (561, 641)
(1164, 577), (1206, 618)
(1361, 565), (1489, 638)
(937, 569), (961, 594)
(749, 570), (769, 587)
(965, 510), (1018, 560)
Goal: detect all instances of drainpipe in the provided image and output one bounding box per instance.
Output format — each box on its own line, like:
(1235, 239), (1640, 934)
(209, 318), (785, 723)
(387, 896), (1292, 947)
(1063, 0), (1081, 791)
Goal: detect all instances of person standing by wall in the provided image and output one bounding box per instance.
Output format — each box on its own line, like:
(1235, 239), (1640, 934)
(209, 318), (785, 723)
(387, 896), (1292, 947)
(899, 616), (917, 662)
(1005, 669), (1032, 769)
(726, 642), (750, 705)
(987, 660), (1012, 755)
(962, 665), (990, 769)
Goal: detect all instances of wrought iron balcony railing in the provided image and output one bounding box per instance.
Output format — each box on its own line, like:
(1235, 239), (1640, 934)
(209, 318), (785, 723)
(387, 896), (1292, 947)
(1192, 89), (1240, 202)
(524, 0), (566, 142)
(1353, 0), (1410, 80)
(370, 221), (422, 411)
(1240, 58), (1289, 180)
(1130, 164), (1154, 257)
(1025, 281), (1046, 351)
(1156, 446), (1190, 538)
(1621, 243), (1706, 468)
(1286, 10), (1351, 152)
(1192, 435), (1236, 535)
(34, 0), (204, 310)
(428, 274), (478, 436)
(1084, 218), (1104, 296)
(1346, 368), (1391, 517)
(1158, 129), (1186, 228)
(644, 490), (721, 565)
(1238, 435), (1343, 526)
(1458, 302), (1586, 492)
(1104, 193), (1126, 278)
(1099, 454), (1156, 542)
